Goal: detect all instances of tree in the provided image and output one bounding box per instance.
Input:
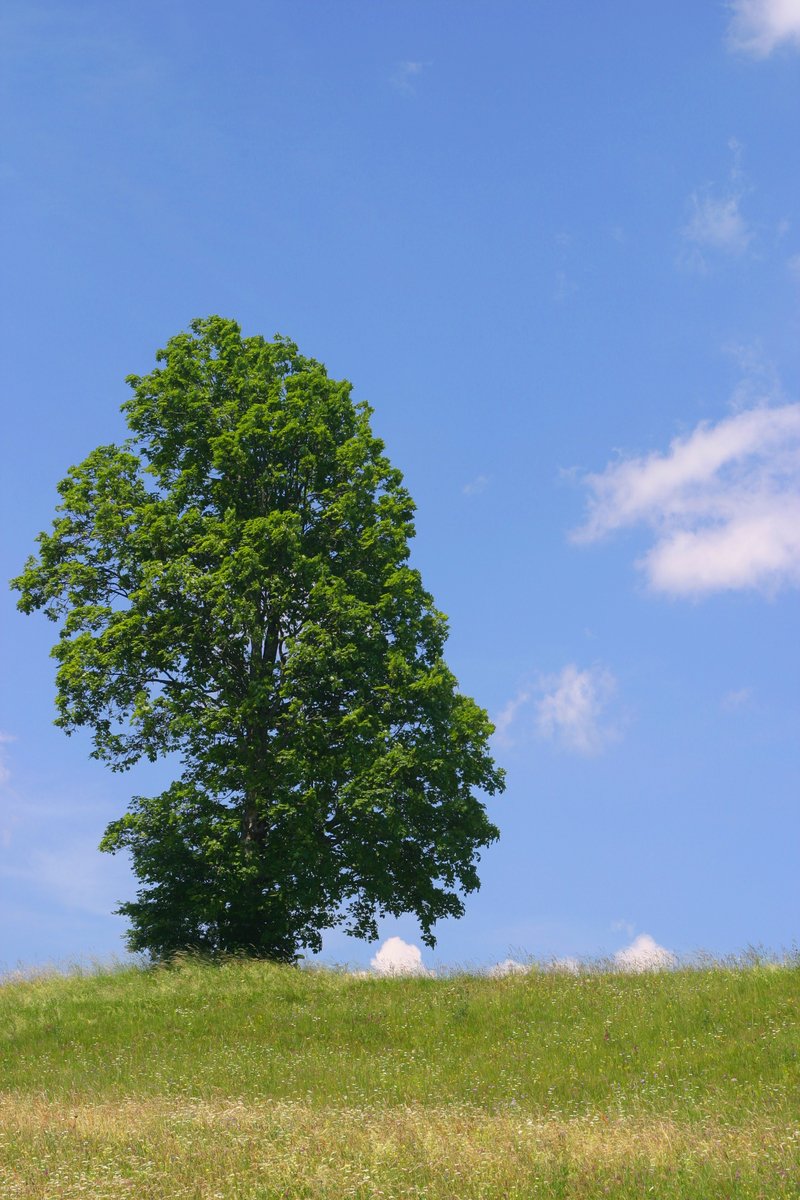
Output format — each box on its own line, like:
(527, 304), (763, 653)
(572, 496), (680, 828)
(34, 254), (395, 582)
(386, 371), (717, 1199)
(12, 317), (504, 961)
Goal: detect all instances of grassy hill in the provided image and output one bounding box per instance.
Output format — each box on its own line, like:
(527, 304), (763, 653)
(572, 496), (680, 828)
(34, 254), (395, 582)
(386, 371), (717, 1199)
(1, 955), (798, 1198)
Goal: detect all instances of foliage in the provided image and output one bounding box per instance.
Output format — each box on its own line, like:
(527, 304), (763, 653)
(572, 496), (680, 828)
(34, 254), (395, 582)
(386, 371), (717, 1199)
(11, 317), (504, 960)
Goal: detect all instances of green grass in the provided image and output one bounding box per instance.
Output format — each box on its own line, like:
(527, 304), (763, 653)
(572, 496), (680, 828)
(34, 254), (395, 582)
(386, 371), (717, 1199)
(2, 955), (799, 1197)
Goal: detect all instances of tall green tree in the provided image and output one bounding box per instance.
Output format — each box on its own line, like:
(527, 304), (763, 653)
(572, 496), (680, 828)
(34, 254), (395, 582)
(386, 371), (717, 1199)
(12, 317), (504, 960)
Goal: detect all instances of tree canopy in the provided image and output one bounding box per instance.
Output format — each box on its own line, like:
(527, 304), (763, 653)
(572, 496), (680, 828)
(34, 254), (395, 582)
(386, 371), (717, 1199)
(12, 317), (504, 960)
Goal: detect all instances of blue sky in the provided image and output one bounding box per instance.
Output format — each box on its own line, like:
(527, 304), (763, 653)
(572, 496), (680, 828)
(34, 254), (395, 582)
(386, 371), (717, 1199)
(2, 1), (799, 974)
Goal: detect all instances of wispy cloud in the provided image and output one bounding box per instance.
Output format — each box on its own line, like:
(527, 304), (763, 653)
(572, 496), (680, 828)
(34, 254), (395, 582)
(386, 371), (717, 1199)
(0, 4), (162, 102)
(370, 936), (432, 976)
(727, 0), (800, 56)
(554, 269), (578, 304)
(0, 733), (15, 847)
(391, 60), (426, 94)
(0, 732), (14, 788)
(572, 403), (800, 596)
(724, 341), (785, 410)
(553, 231), (579, 303)
(492, 689), (532, 747)
(722, 686), (752, 709)
(613, 933), (676, 972)
(680, 141), (754, 271)
(536, 665), (619, 755)
(0, 837), (133, 917)
(463, 473), (490, 496)
(683, 191), (752, 259)
(493, 666), (619, 755)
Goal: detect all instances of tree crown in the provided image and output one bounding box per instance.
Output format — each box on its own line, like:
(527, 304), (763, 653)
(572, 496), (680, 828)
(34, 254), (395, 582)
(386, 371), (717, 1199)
(13, 317), (504, 959)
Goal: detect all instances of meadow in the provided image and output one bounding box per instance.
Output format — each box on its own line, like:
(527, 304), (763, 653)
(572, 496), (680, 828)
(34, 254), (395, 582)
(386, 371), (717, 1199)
(1, 954), (798, 1198)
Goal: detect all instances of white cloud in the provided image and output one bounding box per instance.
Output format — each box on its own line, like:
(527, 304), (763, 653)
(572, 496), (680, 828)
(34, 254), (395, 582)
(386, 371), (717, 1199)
(728, 0), (800, 56)
(487, 957), (530, 978)
(788, 253), (800, 279)
(463, 473), (490, 496)
(573, 404), (800, 596)
(613, 934), (676, 972)
(611, 918), (636, 937)
(370, 936), (432, 976)
(722, 686), (752, 709)
(536, 664), (618, 755)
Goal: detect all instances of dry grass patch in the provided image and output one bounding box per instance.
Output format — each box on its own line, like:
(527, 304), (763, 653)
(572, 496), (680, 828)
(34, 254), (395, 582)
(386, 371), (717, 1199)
(2, 1095), (799, 1199)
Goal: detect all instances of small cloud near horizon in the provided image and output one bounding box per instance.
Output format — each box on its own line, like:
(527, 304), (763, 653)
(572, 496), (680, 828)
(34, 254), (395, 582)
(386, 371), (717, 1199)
(614, 933), (676, 972)
(727, 0), (800, 57)
(370, 936), (432, 976)
(547, 955), (581, 974)
(486, 955), (581, 976)
(487, 957), (530, 977)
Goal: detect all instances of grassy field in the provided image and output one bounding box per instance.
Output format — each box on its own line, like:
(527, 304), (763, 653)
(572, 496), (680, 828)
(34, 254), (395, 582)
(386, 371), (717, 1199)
(1, 954), (798, 1197)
